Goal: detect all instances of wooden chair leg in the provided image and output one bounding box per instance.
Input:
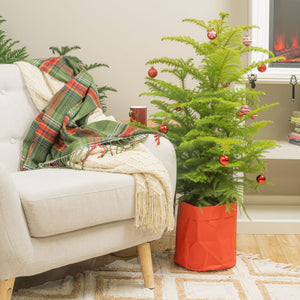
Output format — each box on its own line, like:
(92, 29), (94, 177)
(0, 278), (15, 300)
(137, 242), (155, 289)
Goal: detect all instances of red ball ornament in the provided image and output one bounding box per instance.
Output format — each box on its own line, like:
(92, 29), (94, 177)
(240, 104), (250, 115)
(251, 114), (258, 119)
(221, 81), (230, 88)
(148, 67), (158, 78)
(242, 36), (252, 46)
(257, 64), (267, 73)
(159, 124), (168, 134)
(237, 111), (244, 118)
(256, 174), (266, 184)
(207, 28), (217, 40)
(219, 155), (230, 165)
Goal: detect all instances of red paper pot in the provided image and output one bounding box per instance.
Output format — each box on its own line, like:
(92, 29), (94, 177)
(174, 201), (237, 271)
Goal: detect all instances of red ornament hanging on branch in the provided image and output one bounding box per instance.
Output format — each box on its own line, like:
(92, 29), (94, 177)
(148, 66), (158, 78)
(221, 81), (230, 88)
(242, 36), (252, 46)
(219, 155), (230, 166)
(237, 111), (244, 118)
(251, 114), (258, 119)
(256, 174), (266, 184)
(257, 64), (267, 73)
(159, 124), (168, 134)
(207, 28), (217, 40)
(240, 104), (250, 115)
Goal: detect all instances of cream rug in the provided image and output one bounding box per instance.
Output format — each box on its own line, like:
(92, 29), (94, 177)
(12, 251), (300, 300)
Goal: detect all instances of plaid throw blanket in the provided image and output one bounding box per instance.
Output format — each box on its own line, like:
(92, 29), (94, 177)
(20, 56), (153, 170)
(18, 57), (174, 233)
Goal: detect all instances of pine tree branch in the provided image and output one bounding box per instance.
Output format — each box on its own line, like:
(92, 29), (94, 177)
(0, 16), (28, 63)
(182, 18), (209, 31)
(84, 63), (109, 70)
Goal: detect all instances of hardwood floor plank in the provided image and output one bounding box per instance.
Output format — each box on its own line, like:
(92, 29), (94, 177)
(277, 234), (300, 267)
(255, 234), (288, 264)
(236, 234), (262, 258)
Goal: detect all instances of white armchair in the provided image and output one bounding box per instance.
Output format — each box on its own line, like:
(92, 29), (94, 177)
(0, 64), (176, 300)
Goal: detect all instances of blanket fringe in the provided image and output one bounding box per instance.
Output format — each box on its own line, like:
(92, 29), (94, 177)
(136, 192), (165, 233)
(38, 134), (148, 169)
(135, 190), (174, 233)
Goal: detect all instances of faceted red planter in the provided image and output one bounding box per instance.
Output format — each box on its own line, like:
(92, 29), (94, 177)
(174, 201), (237, 271)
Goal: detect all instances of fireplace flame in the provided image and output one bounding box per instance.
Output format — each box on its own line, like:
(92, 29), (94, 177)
(273, 31), (300, 62)
(274, 32), (299, 50)
(292, 35), (298, 48)
(274, 32), (286, 51)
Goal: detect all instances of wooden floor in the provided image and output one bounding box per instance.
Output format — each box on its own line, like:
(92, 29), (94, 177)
(153, 232), (300, 268)
(237, 234), (300, 268)
(14, 234), (300, 290)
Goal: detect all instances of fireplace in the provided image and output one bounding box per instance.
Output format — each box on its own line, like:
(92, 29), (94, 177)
(269, 0), (300, 68)
(249, 0), (300, 83)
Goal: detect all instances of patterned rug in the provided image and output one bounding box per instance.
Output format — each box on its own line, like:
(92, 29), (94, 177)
(12, 251), (300, 300)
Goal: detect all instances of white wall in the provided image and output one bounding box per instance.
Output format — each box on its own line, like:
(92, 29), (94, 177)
(1, 0), (248, 120)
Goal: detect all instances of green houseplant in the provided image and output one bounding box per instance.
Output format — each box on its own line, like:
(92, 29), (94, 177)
(141, 13), (283, 271)
(0, 16), (28, 63)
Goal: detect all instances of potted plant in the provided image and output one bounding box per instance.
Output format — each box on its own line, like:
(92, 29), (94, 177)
(141, 12), (283, 271)
(0, 15), (28, 63)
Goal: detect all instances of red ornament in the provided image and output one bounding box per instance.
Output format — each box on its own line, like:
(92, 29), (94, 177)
(257, 64), (267, 73)
(207, 28), (217, 40)
(251, 114), (258, 119)
(148, 67), (158, 78)
(240, 104), (250, 115)
(242, 36), (252, 46)
(159, 124), (168, 134)
(256, 174), (266, 184)
(237, 111), (244, 118)
(219, 155), (230, 166)
(221, 81), (230, 88)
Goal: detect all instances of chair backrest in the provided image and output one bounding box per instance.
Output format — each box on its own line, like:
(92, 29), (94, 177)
(0, 64), (38, 172)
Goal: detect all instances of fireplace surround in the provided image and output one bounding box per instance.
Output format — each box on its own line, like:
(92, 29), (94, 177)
(270, 0), (300, 68)
(241, 0), (300, 235)
(249, 0), (300, 83)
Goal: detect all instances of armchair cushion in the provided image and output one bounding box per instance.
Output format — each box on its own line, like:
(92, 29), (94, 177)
(12, 168), (136, 238)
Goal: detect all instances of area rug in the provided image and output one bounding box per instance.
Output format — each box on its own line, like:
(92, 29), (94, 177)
(12, 251), (300, 300)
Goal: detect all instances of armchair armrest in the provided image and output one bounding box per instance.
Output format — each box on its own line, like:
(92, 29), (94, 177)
(0, 164), (32, 280)
(142, 135), (177, 198)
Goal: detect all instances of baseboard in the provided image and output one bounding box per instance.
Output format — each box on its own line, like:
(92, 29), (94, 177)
(237, 219), (300, 234)
(237, 204), (300, 234)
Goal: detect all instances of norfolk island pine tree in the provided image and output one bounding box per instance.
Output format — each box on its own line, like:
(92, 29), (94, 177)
(140, 12), (284, 213)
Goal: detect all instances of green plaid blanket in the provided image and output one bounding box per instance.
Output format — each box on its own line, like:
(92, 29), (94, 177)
(20, 56), (154, 170)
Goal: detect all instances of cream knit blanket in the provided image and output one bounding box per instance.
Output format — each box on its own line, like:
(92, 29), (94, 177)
(16, 61), (174, 233)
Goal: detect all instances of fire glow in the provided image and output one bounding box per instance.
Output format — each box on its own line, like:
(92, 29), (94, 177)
(273, 31), (300, 63)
